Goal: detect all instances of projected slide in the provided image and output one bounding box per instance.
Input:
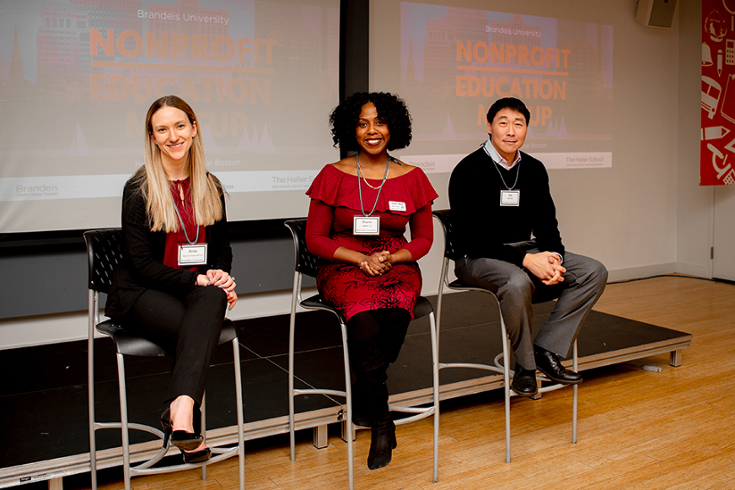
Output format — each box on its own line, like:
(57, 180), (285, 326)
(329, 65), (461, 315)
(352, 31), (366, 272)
(395, 2), (613, 173)
(0, 0), (339, 233)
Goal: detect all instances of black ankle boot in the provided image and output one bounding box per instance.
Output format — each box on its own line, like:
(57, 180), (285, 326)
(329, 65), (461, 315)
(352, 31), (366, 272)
(367, 414), (396, 470)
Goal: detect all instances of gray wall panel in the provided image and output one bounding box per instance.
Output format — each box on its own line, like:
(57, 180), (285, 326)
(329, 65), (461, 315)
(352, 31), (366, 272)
(0, 236), (316, 320)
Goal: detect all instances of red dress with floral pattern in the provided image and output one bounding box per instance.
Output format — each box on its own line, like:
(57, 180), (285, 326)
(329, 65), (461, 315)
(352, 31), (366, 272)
(305, 163), (438, 321)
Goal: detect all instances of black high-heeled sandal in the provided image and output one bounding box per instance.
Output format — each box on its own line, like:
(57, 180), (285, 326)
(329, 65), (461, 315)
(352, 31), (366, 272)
(160, 408), (202, 451)
(181, 446), (211, 464)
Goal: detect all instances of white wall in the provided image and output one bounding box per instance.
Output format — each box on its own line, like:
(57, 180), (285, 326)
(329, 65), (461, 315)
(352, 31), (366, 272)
(552, 0), (682, 280)
(677, 0), (714, 278)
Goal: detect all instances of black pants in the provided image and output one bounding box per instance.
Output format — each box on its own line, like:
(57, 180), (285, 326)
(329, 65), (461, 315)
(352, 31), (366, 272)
(347, 308), (411, 423)
(124, 286), (227, 405)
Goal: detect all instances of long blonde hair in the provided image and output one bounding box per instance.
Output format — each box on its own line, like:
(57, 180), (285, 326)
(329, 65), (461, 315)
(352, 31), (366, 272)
(135, 95), (224, 232)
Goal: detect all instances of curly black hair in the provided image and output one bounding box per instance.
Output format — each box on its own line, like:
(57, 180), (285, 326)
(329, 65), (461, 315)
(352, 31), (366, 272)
(329, 92), (412, 152)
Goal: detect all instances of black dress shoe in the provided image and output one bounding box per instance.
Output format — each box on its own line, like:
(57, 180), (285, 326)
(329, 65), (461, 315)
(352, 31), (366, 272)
(511, 363), (538, 397)
(181, 447), (211, 464)
(161, 408), (203, 451)
(534, 347), (583, 385)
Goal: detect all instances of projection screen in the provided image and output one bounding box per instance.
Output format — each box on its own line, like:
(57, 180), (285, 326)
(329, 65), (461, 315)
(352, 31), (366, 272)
(0, 0), (340, 233)
(369, 0), (613, 184)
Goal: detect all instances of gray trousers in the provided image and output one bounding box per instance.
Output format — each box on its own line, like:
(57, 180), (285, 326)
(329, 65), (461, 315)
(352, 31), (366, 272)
(455, 244), (608, 371)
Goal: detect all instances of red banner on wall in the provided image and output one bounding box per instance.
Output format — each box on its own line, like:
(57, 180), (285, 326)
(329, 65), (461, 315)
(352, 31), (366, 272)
(701, 0), (735, 184)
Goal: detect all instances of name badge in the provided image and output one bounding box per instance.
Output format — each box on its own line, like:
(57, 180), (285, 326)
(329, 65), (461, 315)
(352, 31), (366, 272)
(179, 243), (208, 266)
(500, 190), (520, 207)
(353, 216), (380, 235)
(389, 201), (407, 212)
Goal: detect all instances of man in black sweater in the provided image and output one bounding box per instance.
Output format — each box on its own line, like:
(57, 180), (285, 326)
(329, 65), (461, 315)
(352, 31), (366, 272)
(448, 97), (608, 397)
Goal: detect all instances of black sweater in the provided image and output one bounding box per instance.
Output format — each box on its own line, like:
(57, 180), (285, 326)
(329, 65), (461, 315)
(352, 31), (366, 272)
(448, 147), (564, 267)
(105, 176), (231, 319)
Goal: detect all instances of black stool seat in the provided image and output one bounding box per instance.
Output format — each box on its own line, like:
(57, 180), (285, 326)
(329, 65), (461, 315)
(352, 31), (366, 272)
(97, 319), (237, 357)
(413, 296), (433, 319)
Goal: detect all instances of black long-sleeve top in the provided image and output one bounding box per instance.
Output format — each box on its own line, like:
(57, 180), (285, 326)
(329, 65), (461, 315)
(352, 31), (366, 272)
(105, 175), (231, 319)
(448, 147), (564, 267)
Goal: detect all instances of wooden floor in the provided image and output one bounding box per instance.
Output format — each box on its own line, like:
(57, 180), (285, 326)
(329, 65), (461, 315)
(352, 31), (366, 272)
(90, 276), (735, 490)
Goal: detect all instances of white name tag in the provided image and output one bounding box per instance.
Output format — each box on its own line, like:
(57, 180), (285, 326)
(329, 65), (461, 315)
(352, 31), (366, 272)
(353, 216), (380, 235)
(500, 190), (520, 207)
(178, 243), (208, 266)
(389, 201), (407, 212)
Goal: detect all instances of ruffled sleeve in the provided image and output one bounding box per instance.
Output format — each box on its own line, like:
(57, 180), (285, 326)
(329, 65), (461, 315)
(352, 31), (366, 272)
(305, 164), (438, 261)
(398, 167), (439, 214)
(305, 197), (340, 260)
(305, 164), (350, 206)
(306, 164), (438, 215)
(305, 165), (343, 259)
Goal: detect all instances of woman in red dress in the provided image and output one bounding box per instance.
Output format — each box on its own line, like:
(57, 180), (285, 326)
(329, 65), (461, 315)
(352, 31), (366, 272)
(305, 92), (438, 470)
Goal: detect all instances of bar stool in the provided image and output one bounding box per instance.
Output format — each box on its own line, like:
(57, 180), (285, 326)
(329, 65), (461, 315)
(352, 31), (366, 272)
(284, 219), (439, 489)
(432, 209), (578, 463)
(84, 229), (245, 490)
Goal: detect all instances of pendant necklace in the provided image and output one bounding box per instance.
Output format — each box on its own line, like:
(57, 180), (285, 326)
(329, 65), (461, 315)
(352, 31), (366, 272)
(356, 154), (393, 190)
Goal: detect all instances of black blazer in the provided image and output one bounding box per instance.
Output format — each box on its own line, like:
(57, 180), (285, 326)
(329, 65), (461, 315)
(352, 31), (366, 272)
(105, 176), (232, 320)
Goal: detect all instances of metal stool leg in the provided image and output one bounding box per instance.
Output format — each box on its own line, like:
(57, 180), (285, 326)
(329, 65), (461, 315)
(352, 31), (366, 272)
(573, 341), (578, 444)
(288, 272), (300, 462)
(88, 292), (98, 490)
(429, 312), (440, 484)
(115, 352), (132, 490)
(503, 337), (511, 464)
(339, 320), (354, 490)
(233, 337), (245, 490)
(201, 395), (207, 481)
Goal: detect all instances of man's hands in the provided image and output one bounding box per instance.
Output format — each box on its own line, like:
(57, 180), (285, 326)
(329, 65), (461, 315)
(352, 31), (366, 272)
(522, 251), (565, 286)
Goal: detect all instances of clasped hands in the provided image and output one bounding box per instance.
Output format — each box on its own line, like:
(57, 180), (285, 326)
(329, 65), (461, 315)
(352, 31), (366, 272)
(523, 251), (566, 286)
(197, 269), (238, 309)
(359, 251), (392, 277)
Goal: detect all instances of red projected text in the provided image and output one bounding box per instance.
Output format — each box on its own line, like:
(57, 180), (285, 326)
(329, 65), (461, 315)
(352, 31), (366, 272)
(455, 40), (571, 127)
(88, 29), (276, 104)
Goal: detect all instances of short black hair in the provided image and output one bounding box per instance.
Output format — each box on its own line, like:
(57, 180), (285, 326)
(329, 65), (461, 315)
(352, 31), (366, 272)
(329, 92), (412, 152)
(486, 97), (530, 126)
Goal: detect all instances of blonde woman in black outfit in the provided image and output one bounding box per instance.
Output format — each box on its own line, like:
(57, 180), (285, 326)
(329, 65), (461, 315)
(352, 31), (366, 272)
(105, 95), (237, 463)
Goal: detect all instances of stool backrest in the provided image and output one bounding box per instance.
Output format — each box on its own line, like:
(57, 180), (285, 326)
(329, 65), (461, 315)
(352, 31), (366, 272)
(83, 229), (124, 295)
(284, 219), (320, 278)
(432, 209), (463, 262)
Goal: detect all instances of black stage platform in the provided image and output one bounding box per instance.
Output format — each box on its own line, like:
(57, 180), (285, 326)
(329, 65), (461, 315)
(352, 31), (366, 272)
(0, 291), (692, 488)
